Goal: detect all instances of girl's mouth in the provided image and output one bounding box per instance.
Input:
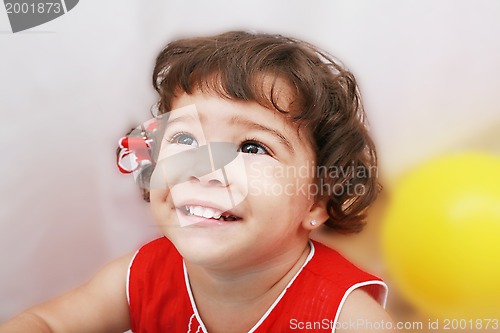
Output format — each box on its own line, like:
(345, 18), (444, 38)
(181, 205), (241, 222)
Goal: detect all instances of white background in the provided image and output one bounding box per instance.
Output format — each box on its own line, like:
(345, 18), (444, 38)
(1, 0), (499, 321)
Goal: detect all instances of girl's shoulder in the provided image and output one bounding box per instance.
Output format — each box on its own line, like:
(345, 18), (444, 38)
(305, 240), (388, 306)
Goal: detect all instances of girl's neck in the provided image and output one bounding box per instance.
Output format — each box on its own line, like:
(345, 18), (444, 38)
(186, 243), (310, 312)
(184, 241), (312, 332)
(186, 240), (311, 302)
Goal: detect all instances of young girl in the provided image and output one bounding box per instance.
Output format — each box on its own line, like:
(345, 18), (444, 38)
(0, 31), (395, 332)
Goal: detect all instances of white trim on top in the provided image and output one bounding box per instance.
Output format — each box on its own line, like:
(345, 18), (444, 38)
(126, 250), (140, 305)
(183, 261), (209, 333)
(247, 240), (315, 333)
(183, 240), (316, 333)
(331, 280), (389, 333)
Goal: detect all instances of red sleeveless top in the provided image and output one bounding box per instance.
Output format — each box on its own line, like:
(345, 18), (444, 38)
(128, 237), (387, 332)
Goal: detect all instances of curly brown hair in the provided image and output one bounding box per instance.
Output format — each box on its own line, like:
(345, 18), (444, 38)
(139, 31), (379, 233)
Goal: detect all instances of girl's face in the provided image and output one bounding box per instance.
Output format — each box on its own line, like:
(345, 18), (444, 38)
(149, 91), (326, 270)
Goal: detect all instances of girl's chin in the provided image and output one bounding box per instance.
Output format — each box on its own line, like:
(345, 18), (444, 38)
(180, 248), (234, 267)
(172, 236), (244, 266)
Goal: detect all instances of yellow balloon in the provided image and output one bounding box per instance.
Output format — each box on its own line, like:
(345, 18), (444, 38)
(382, 152), (500, 319)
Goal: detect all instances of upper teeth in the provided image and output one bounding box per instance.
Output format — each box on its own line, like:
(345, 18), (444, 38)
(187, 206), (222, 219)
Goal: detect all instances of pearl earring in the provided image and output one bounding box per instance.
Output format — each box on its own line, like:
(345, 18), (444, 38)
(310, 219), (317, 226)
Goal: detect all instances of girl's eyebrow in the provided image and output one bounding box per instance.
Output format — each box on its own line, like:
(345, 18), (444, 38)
(166, 114), (197, 126)
(230, 115), (295, 153)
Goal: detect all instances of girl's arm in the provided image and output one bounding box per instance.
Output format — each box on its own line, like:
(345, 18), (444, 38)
(337, 289), (397, 332)
(0, 253), (134, 333)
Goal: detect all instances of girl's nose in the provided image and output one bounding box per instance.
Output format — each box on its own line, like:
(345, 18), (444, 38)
(189, 142), (239, 187)
(190, 172), (225, 187)
(156, 142), (239, 188)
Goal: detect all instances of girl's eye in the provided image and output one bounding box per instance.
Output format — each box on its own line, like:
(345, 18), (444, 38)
(239, 141), (269, 155)
(170, 133), (198, 146)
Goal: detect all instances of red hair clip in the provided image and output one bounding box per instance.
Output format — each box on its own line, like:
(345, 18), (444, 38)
(117, 137), (153, 174)
(117, 118), (159, 174)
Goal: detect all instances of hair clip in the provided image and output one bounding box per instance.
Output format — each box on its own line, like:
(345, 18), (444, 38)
(117, 118), (159, 175)
(117, 136), (153, 174)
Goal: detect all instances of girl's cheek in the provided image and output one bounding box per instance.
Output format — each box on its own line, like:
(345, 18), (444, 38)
(244, 156), (278, 182)
(244, 157), (286, 197)
(152, 145), (197, 188)
(149, 188), (170, 206)
(244, 157), (316, 198)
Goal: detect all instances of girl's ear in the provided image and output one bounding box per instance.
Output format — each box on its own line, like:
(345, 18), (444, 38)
(302, 198), (330, 230)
